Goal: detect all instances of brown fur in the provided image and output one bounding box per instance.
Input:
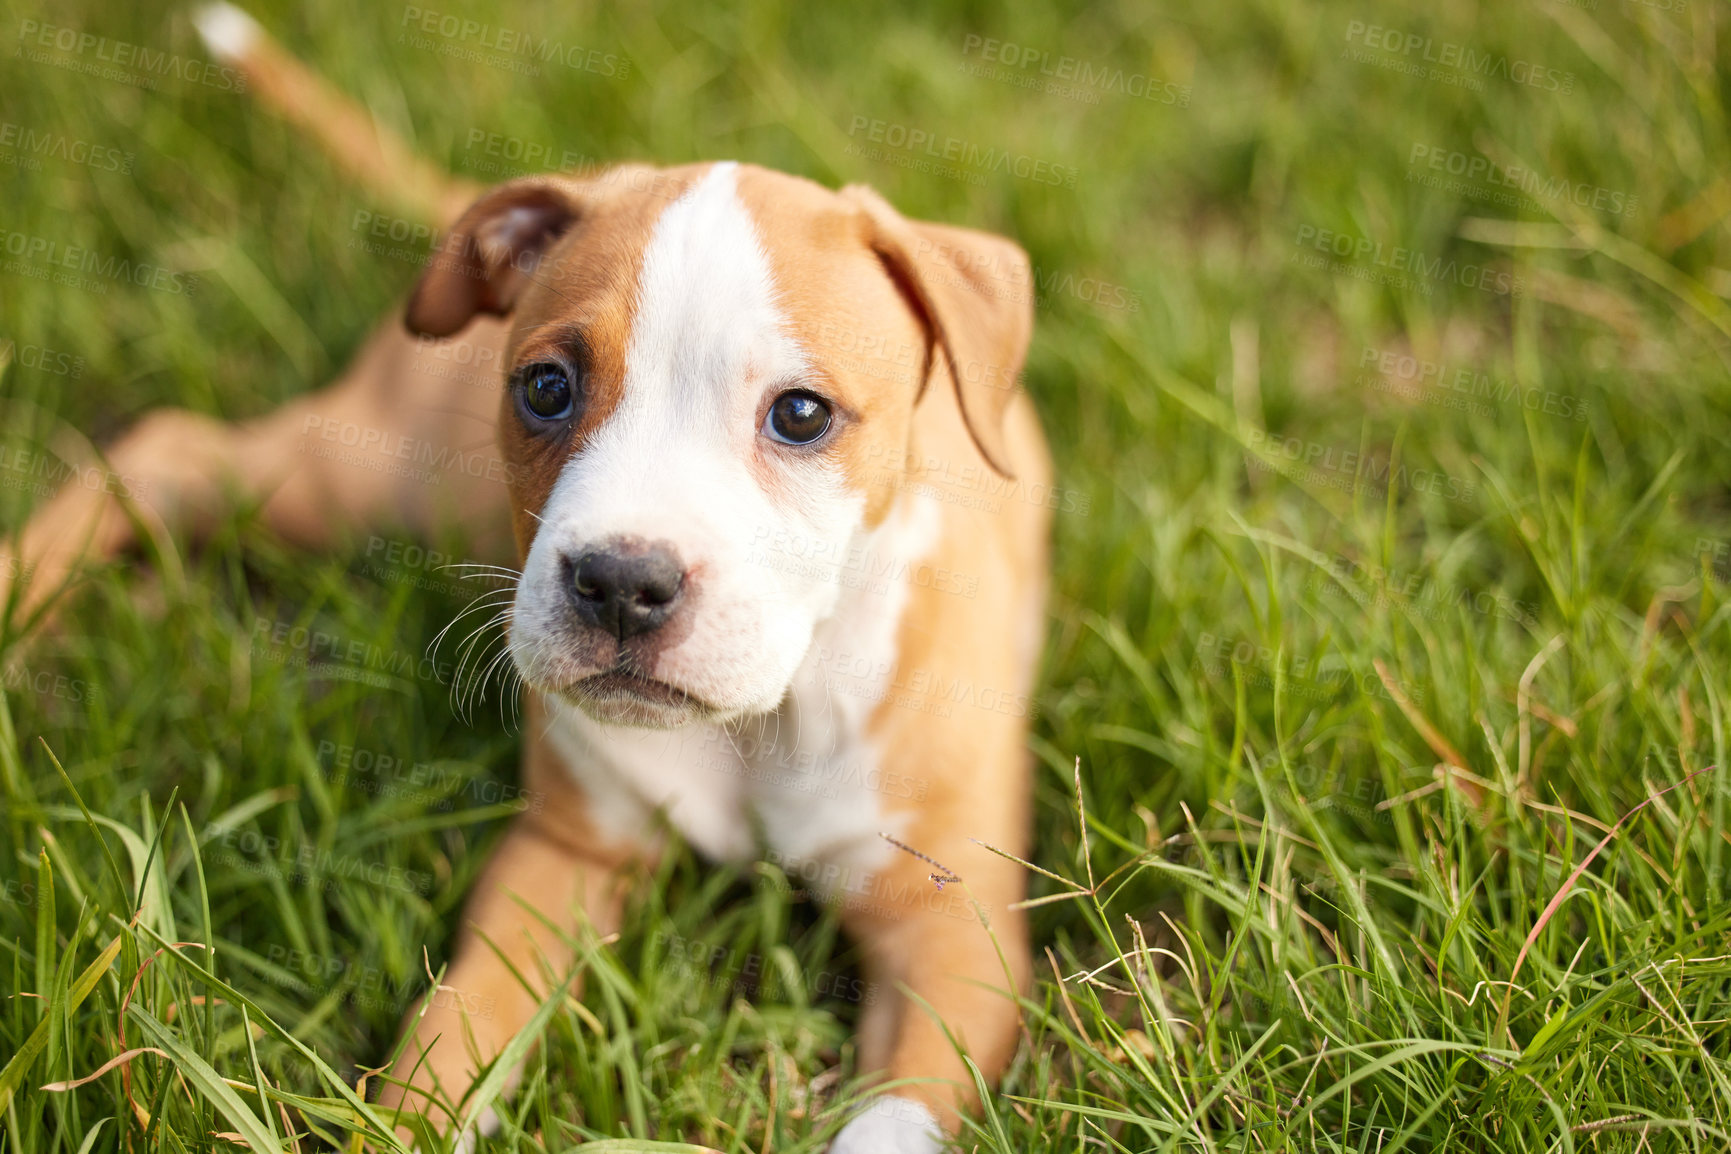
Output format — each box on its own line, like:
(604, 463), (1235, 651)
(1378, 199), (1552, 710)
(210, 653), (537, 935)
(1, 19), (1051, 1142)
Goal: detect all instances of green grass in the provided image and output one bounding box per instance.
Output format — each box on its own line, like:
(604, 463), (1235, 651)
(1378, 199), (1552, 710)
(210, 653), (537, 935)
(3, 0), (1731, 1150)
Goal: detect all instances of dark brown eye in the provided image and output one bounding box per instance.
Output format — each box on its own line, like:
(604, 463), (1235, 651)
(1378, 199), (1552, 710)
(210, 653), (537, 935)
(764, 391), (831, 445)
(517, 362), (573, 422)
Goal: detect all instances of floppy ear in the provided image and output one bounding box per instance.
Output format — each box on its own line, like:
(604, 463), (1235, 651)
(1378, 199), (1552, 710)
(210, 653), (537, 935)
(405, 176), (590, 337)
(841, 185), (1033, 478)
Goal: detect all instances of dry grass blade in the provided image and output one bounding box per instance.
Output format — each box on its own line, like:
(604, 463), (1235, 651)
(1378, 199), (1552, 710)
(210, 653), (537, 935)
(1373, 659), (1486, 812)
(1507, 764), (1721, 992)
(40, 1048), (169, 1092)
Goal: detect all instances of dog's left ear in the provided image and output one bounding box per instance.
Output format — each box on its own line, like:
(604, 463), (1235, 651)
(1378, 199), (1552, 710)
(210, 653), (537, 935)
(406, 176), (591, 338)
(842, 186), (1033, 478)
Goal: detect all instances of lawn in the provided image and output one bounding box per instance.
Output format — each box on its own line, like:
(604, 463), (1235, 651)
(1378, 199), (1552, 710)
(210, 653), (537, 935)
(2, 0), (1730, 1150)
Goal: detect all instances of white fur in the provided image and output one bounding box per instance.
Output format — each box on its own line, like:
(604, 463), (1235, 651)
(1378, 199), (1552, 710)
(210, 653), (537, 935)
(746, 493), (942, 879)
(540, 700), (754, 861)
(192, 2), (260, 60)
(831, 1096), (945, 1154)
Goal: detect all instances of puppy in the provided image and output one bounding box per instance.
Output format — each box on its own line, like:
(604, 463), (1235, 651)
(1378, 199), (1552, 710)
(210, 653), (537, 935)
(6, 10), (1052, 1151)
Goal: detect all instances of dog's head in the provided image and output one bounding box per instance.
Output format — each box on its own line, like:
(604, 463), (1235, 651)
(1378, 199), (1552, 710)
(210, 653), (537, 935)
(405, 162), (1032, 727)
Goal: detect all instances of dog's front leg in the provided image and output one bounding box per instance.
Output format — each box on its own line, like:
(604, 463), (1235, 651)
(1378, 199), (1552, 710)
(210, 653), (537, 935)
(831, 842), (1031, 1154)
(380, 813), (626, 1137)
(380, 703), (641, 1139)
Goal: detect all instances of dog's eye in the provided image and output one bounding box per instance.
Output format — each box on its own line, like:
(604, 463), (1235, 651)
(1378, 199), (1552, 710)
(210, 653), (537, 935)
(763, 391), (832, 445)
(517, 362), (574, 422)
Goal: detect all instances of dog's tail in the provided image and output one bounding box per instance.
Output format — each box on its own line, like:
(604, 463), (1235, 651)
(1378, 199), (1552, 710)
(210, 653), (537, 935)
(193, 2), (479, 226)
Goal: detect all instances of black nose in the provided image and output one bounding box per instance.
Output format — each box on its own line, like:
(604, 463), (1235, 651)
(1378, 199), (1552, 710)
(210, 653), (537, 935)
(565, 543), (685, 640)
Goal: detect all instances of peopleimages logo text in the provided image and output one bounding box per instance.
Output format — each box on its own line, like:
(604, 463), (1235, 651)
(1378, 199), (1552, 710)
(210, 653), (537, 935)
(1343, 21), (1575, 94)
(959, 35), (1191, 106)
(0, 228), (199, 296)
(397, 7), (628, 77)
(1407, 144), (1637, 218)
(16, 20), (246, 92)
(0, 122), (133, 173)
(1294, 223), (1524, 297)
(846, 117), (1078, 188)
(1359, 347), (1588, 422)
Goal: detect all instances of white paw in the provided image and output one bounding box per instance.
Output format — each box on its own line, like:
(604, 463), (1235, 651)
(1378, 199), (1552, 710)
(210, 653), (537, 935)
(830, 1096), (944, 1154)
(465, 1104), (503, 1150)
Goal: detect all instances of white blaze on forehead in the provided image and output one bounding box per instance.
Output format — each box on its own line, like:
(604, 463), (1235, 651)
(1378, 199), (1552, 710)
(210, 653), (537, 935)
(559, 160), (821, 516)
(621, 160), (809, 439)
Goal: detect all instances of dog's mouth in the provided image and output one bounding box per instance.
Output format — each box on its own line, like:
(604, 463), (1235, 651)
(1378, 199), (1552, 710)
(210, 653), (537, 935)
(568, 667), (718, 726)
(578, 668), (691, 706)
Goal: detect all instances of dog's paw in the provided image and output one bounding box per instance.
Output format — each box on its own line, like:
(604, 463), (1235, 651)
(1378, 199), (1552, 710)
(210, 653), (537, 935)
(829, 1096), (944, 1154)
(454, 1105), (502, 1154)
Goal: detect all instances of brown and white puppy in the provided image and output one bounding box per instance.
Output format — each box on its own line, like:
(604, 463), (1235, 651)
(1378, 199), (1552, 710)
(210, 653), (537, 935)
(6, 11), (1052, 1152)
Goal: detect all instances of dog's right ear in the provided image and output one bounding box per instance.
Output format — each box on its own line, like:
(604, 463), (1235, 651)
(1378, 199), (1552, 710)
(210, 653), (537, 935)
(405, 177), (589, 337)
